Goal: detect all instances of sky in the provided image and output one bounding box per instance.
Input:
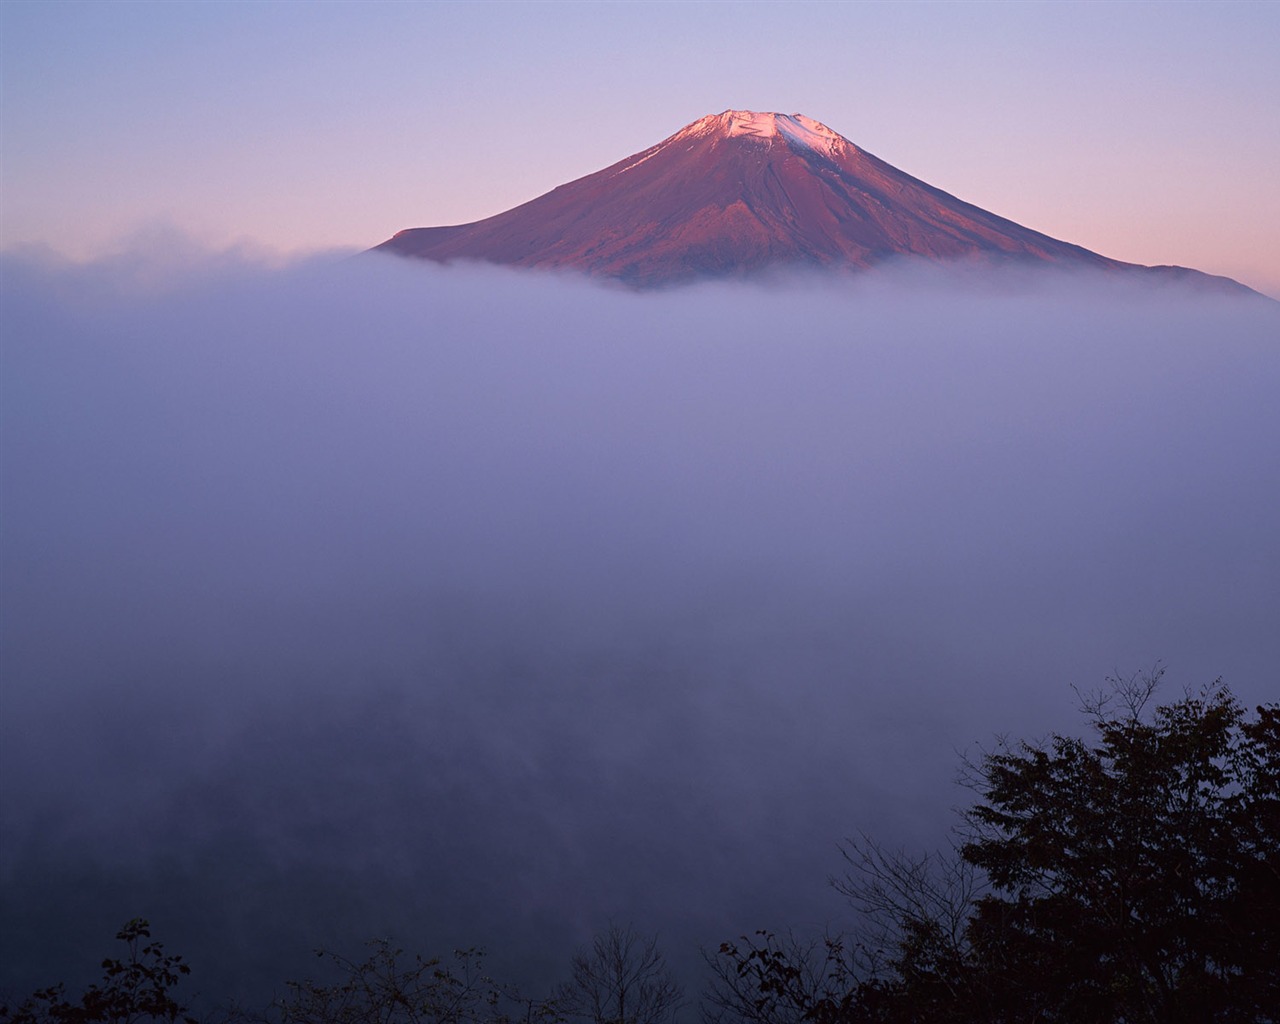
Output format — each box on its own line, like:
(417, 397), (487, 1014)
(2, 0), (1279, 296)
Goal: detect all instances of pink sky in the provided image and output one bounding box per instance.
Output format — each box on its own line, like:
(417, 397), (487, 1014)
(2, 1), (1278, 295)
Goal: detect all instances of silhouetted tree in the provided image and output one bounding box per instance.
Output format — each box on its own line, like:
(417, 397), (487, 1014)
(959, 672), (1280, 1022)
(1, 919), (196, 1024)
(268, 942), (543, 1024)
(710, 673), (1280, 1023)
(833, 836), (984, 1022)
(556, 926), (682, 1024)
(702, 931), (863, 1024)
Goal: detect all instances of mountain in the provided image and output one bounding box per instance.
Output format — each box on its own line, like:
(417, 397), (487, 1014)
(374, 110), (1255, 293)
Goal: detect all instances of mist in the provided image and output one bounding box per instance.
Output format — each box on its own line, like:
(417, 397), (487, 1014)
(2, 248), (1277, 1003)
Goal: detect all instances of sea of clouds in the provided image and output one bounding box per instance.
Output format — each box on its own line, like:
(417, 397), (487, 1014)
(2, 246), (1277, 1004)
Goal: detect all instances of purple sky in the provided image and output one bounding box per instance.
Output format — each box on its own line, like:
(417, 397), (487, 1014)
(2, 0), (1278, 295)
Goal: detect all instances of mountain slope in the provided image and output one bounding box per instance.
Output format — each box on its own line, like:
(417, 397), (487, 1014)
(374, 110), (1255, 293)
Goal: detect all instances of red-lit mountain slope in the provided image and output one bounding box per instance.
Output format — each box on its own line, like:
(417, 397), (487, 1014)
(374, 110), (1254, 293)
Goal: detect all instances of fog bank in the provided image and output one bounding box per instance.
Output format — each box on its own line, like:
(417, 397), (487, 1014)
(2, 250), (1277, 1002)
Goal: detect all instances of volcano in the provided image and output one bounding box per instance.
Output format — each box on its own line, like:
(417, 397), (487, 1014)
(375, 110), (1253, 292)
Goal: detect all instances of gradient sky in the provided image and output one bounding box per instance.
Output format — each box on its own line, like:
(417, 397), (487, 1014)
(2, 0), (1278, 295)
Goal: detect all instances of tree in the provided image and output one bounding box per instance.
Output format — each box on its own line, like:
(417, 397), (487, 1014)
(556, 926), (682, 1024)
(269, 942), (549, 1024)
(1, 919), (197, 1024)
(960, 672), (1280, 1022)
(702, 931), (863, 1024)
(709, 673), (1280, 1023)
(831, 836), (985, 1022)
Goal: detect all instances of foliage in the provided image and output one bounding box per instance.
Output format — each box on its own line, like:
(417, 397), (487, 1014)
(711, 673), (1280, 1023)
(1, 919), (196, 1024)
(959, 672), (1279, 1021)
(702, 932), (863, 1024)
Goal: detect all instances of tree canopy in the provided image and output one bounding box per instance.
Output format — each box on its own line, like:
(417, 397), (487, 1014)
(956, 676), (1279, 1021)
(714, 674), (1279, 1022)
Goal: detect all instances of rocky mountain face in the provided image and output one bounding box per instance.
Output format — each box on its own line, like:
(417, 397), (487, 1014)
(375, 110), (1254, 293)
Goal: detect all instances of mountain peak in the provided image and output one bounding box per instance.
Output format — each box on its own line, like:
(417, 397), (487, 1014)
(676, 110), (849, 158)
(374, 110), (1258, 295)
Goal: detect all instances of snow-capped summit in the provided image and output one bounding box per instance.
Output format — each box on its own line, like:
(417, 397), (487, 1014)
(674, 110), (849, 159)
(374, 110), (1254, 293)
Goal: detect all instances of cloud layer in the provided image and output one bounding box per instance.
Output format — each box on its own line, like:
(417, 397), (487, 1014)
(2, 250), (1277, 1002)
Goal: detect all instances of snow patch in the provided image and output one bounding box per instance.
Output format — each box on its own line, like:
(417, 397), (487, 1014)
(675, 110), (849, 158)
(613, 145), (665, 176)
